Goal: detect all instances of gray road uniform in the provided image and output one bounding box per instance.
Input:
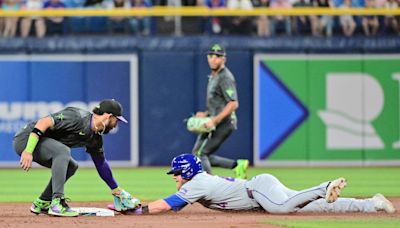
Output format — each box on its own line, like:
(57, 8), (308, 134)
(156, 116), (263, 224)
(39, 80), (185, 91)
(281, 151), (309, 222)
(164, 172), (380, 213)
(192, 67), (238, 174)
(13, 107), (116, 200)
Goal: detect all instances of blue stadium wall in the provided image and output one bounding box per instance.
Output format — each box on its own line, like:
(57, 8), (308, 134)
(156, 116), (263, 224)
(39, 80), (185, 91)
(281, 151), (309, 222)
(0, 36), (399, 166)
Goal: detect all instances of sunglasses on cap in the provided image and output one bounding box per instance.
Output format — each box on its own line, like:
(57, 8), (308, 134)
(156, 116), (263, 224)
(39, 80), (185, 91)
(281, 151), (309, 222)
(207, 54), (224, 59)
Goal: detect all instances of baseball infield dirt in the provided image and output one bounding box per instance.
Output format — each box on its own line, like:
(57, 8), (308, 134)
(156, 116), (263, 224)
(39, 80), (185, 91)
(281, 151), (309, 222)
(1, 198), (399, 228)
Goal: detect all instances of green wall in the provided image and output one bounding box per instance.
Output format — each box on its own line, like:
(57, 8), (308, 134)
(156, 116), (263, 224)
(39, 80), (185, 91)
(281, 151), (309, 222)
(256, 55), (400, 164)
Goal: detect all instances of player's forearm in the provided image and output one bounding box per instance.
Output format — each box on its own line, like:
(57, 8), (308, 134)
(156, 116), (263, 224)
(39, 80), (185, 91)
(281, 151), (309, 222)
(91, 154), (118, 190)
(213, 100), (238, 124)
(147, 199), (172, 214)
(24, 116), (54, 154)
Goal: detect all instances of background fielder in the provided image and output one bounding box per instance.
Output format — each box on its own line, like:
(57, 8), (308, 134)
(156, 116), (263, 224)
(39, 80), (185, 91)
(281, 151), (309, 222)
(192, 43), (248, 179)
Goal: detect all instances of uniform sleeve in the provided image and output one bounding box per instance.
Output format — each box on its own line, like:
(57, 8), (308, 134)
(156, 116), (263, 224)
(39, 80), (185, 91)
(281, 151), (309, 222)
(174, 179), (208, 204)
(163, 194), (189, 212)
(219, 75), (238, 103)
(90, 152), (118, 190)
(50, 108), (81, 132)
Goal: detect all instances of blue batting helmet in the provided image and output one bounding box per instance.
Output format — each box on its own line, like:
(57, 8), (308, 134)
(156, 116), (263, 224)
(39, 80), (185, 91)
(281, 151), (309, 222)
(167, 154), (203, 180)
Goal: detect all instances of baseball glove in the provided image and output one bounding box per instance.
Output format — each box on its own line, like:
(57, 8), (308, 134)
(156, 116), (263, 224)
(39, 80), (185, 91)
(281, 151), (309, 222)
(186, 116), (215, 134)
(111, 188), (141, 211)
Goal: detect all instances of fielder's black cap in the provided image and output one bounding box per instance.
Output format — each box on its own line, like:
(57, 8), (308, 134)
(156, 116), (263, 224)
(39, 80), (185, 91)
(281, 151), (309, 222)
(207, 44), (226, 56)
(97, 99), (128, 123)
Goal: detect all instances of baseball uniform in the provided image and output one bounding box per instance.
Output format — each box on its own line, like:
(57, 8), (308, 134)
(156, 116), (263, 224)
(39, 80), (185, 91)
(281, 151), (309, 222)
(163, 172), (381, 213)
(192, 67), (239, 174)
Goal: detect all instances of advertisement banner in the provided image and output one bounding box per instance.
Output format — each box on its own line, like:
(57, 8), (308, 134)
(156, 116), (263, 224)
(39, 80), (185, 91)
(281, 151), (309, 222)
(0, 55), (138, 167)
(254, 55), (400, 166)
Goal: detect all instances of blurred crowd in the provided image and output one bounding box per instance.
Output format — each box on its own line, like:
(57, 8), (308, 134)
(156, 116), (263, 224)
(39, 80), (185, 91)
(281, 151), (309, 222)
(0, 0), (153, 37)
(0, 0), (399, 38)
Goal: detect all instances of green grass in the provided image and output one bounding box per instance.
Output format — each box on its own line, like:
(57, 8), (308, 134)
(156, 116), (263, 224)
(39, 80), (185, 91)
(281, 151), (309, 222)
(265, 218), (400, 228)
(0, 167), (399, 202)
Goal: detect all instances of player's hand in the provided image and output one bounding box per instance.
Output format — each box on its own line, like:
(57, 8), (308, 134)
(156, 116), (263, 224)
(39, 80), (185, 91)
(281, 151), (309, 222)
(195, 112), (208, 118)
(112, 187), (141, 211)
(205, 118), (216, 129)
(20, 151), (33, 171)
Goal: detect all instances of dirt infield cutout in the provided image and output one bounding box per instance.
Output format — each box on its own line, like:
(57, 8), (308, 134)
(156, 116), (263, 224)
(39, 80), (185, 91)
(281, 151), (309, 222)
(1, 198), (399, 228)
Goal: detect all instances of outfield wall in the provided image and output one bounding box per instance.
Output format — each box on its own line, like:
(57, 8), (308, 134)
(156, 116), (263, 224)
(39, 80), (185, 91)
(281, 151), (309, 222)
(254, 55), (400, 166)
(0, 37), (399, 167)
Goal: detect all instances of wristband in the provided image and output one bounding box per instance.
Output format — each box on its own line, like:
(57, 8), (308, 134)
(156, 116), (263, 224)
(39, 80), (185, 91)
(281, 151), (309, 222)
(25, 134), (39, 154)
(32, 127), (44, 137)
(142, 205), (149, 214)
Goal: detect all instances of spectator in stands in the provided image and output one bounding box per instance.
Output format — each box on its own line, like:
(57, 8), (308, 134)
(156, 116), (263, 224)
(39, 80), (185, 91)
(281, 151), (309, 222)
(129, 0), (152, 36)
(374, 0), (386, 8)
(339, 0), (356, 36)
(384, 0), (399, 34)
(2, 0), (21, 38)
(43, 0), (67, 36)
(106, 0), (131, 34)
(183, 0), (197, 5)
(227, 0), (254, 35)
(20, 0), (46, 38)
(84, 0), (109, 34)
(252, 0), (270, 36)
(199, 0), (227, 35)
(0, 0), (3, 36)
(293, 0), (318, 36)
(270, 0), (292, 36)
(63, 0), (86, 34)
(84, 0), (104, 7)
(64, 0), (85, 8)
(362, 0), (379, 36)
(313, 0), (334, 37)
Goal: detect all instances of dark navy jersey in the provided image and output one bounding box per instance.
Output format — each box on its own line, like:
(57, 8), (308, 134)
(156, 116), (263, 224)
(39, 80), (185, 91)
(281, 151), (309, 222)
(16, 107), (103, 155)
(206, 67), (238, 124)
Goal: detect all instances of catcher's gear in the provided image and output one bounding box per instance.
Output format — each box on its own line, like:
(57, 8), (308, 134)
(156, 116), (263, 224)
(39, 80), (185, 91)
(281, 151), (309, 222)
(186, 116), (215, 134)
(166, 154), (203, 180)
(111, 188), (141, 211)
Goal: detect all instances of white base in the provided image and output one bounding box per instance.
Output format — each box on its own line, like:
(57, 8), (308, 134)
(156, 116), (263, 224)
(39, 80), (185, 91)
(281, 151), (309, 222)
(72, 207), (115, 217)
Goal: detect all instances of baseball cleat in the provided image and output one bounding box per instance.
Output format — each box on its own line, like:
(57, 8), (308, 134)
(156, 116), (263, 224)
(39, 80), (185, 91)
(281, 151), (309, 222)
(373, 193), (396, 213)
(325, 177), (347, 203)
(30, 198), (51, 215)
(234, 159), (249, 179)
(48, 197), (79, 217)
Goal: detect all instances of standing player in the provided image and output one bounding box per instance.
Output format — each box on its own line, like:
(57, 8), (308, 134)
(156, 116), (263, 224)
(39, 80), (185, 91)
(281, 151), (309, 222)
(13, 99), (140, 217)
(112, 154), (396, 215)
(193, 43), (249, 179)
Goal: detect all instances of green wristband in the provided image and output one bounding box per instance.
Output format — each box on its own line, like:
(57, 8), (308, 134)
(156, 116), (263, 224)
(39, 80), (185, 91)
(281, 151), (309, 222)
(25, 134), (39, 154)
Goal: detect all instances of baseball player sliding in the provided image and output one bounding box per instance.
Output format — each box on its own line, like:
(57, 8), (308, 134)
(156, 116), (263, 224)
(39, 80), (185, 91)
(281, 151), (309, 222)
(13, 99), (140, 217)
(109, 154), (396, 215)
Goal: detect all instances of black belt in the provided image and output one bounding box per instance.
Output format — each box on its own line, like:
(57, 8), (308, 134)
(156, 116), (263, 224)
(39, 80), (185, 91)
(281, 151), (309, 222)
(246, 188), (254, 199)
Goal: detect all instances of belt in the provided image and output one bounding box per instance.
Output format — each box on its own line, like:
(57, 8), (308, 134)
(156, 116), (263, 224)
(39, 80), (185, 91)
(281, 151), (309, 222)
(246, 188), (254, 199)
